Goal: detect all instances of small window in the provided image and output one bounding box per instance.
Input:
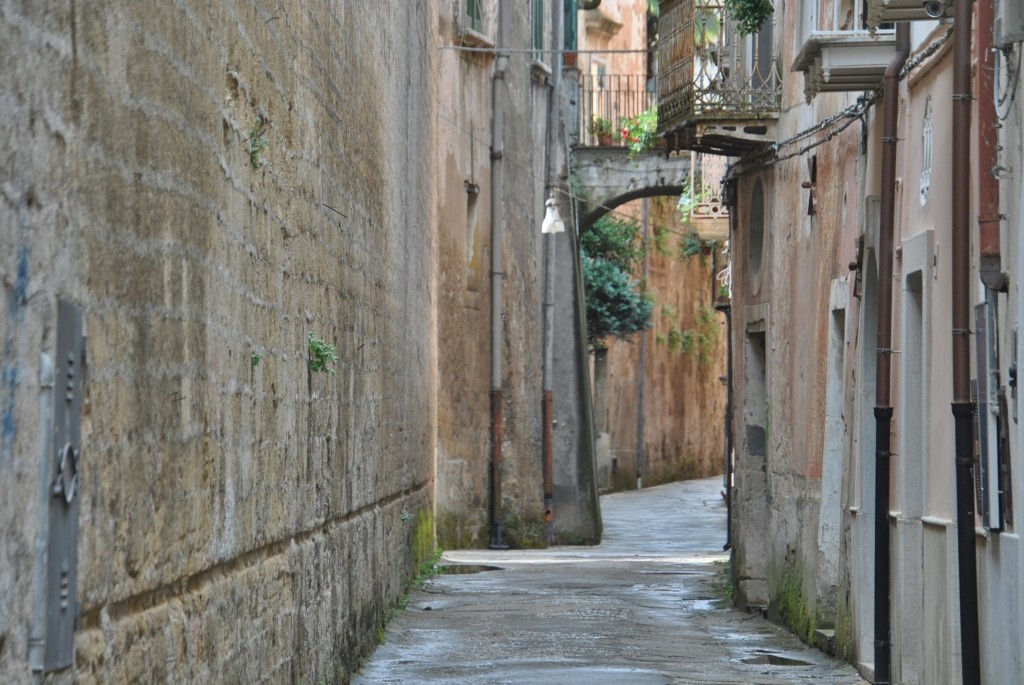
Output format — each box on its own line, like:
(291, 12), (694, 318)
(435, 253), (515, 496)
(465, 0), (483, 34)
(532, 0), (544, 61)
(921, 96), (933, 206)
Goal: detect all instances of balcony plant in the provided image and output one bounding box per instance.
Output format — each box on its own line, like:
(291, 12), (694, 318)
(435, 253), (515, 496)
(620, 108), (659, 159)
(589, 115), (615, 146)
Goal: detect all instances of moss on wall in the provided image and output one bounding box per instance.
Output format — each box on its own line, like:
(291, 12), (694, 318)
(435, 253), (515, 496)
(833, 589), (856, 663)
(772, 567), (815, 644)
(436, 509), (487, 550)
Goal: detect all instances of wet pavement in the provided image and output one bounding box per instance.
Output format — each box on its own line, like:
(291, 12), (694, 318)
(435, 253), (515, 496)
(353, 477), (867, 685)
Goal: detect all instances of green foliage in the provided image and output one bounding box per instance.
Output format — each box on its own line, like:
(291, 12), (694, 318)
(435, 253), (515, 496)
(619, 108), (659, 159)
(666, 326), (683, 353)
(582, 215), (651, 351)
(677, 180), (707, 225)
(694, 1), (722, 41)
(581, 256), (652, 350)
(581, 216), (643, 270)
(652, 225), (674, 256)
(307, 332), (338, 374)
(723, 0), (774, 36)
(663, 305), (720, 366)
(680, 230), (720, 264)
(589, 115), (614, 137)
(250, 353), (263, 367)
(249, 115), (269, 169)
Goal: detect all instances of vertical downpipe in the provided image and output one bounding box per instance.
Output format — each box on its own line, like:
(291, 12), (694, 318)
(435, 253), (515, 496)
(874, 23), (909, 685)
(29, 354), (55, 684)
(489, 0), (509, 549)
(542, 231), (555, 544)
(951, 0), (982, 682)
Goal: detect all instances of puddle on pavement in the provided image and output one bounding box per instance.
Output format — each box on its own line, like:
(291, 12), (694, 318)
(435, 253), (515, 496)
(740, 651), (812, 666)
(440, 564), (502, 575)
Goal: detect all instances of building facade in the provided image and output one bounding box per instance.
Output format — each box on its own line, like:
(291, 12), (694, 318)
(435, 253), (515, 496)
(660, 0), (1024, 682)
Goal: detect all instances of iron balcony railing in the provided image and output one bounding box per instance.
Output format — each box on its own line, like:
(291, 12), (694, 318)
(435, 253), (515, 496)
(578, 73), (656, 148)
(691, 152), (730, 223)
(657, 0), (782, 135)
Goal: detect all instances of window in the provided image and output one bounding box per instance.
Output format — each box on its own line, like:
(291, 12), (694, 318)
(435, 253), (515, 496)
(747, 178), (766, 295)
(532, 0), (544, 61)
(465, 0), (483, 33)
(920, 96), (933, 206)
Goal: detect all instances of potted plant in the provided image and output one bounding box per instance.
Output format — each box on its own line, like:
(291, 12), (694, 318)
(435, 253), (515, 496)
(619, 108), (660, 159)
(589, 116), (615, 146)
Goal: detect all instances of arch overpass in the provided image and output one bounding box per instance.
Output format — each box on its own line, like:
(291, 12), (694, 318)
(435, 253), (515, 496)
(572, 147), (693, 232)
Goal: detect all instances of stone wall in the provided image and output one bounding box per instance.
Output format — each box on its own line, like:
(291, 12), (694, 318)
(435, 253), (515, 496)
(1, 2), (436, 682)
(603, 197), (728, 490)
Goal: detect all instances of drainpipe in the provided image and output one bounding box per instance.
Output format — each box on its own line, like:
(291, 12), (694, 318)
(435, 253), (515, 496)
(951, 0), (982, 681)
(873, 22), (909, 685)
(490, 0), (509, 549)
(722, 303), (734, 552)
(29, 353), (55, 684)
(978, 0), (1006, 292)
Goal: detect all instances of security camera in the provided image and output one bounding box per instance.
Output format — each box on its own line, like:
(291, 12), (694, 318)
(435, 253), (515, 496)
(923, 0), (946, 18)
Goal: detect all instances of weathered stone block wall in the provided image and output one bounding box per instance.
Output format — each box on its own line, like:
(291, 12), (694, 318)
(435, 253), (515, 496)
(604, 197), (728, 490)
(1, 2), (436, 682)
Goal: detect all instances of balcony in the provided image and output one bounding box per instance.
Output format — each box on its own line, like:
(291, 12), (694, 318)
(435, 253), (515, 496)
(656, 0), (782, 156)
(792, 0), (896, 101)
(689, 152), (730, 239)
(578, 74), (655, 149)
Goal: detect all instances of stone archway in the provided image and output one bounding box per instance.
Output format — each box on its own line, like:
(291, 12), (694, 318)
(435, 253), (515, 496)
(572, 147), (691, 232)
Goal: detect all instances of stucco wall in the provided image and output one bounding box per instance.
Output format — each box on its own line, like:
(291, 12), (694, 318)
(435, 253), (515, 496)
(433, 5), (548, 550)
(0, 3), (436, 682)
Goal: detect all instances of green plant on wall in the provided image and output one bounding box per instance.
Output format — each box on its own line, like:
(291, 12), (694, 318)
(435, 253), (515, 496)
(307, 332), (338, 374)
(652, 225), (674, 256)
(249, 114), (269, 169)
(660, 305), (720, 366)
(680, 229), (720, 264)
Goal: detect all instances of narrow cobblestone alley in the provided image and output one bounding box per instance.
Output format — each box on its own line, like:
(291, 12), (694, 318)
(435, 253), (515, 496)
(354, 477), (867, 684)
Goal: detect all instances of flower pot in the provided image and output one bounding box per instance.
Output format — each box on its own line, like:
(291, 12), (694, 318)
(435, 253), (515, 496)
(597, 134), (613, 147)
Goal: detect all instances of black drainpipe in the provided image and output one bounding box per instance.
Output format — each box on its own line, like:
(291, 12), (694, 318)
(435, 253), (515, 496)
(873, 22), (909, 685)
(951, 0), (982, 681)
